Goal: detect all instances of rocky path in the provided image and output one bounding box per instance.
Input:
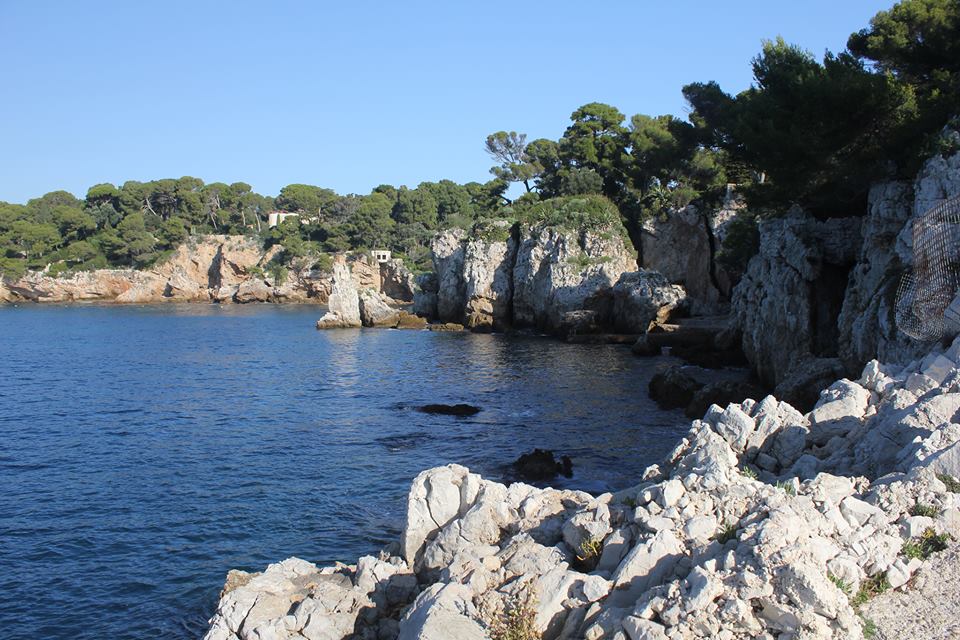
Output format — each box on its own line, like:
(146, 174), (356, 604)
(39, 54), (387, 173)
(862, 542), (960, 640)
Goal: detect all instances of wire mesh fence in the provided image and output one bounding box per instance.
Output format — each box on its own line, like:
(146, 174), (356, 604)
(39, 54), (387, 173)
(895, 195), (960, 341)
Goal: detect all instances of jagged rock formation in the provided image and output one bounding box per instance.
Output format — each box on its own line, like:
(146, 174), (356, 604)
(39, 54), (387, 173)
(413, 221), (668, 335)
(204, 338), (960, 640)
(732, 211), (862, 408)
(512, 223), (636, 333)
(0, 235), (330, 304)
(315, 258), (362, 329)
(380, 258), (417, 302)
(639, 197), (741, 312)
(733, 132), (960, 408)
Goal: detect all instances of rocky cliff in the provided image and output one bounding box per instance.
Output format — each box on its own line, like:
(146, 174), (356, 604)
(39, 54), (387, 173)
(203, 334), (960, 640)
(639, 196), (741, 313)
(411, 220), (685, 335)
(731, 135), (960, 409)
(0, 237), (417, 306)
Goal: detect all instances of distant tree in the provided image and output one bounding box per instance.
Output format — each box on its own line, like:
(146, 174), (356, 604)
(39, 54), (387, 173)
(276, 184), (337, 216)
(52, 206), (96, 242)
(485, 131), (541, 192)
(393, 186), (439, 227)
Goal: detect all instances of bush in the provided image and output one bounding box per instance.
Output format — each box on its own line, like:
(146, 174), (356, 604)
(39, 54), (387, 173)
(716, 212), (760, 279)
(902, 528), (950, 560)
(517, 195), (626, 236)
(936, 472), (960, 493)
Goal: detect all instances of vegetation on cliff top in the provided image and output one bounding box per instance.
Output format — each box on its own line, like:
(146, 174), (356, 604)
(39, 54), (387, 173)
(2, 0), (956, 278)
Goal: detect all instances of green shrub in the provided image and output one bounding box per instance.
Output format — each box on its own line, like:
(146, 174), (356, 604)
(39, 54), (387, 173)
(776, 480), (797, 496)
(716, 212), (760, 279)
(740, 466), (758, 480)
(909, 503), (941, 518)
(486, 586), (541, 640)
(828, 573), (851, 594)
(851, 573), (890, 607)
(517, 195), (626, 236)
(714, 522), (739, 544)
(472, 219), (513, 244)
(860, 614), (878, 638)
(902, 528), (950, 560)
(936, 472), (960, 493)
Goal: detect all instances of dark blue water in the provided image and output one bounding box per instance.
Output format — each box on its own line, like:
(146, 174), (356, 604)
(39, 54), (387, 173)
(0, 304), (690, 640)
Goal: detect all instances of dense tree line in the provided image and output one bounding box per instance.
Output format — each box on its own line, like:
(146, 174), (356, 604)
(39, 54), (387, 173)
(2, 0), (957, 278)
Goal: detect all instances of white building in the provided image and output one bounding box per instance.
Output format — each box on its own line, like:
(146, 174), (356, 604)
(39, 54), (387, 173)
(267, 211), (301, 228)
(370, 249), (392, 263)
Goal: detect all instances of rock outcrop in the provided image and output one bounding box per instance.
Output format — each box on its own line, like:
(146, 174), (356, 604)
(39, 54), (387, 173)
(731, 211), (862, 408)
(205, 336), (960, 640)
(639, 196), (741, 311)
(733, 130), (960, 408)
(359, 289), (401, 327)
(512, 222), (635, 333)
(380, 258), (417, 302)
(316, 258), (362, 329)
(412, 220), (668, 335)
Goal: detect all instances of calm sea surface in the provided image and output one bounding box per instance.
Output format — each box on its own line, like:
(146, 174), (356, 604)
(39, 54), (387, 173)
(0, 304), (691, 640)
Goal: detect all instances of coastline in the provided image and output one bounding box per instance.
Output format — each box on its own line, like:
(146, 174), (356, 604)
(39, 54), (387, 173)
(203, 339), (960, 640)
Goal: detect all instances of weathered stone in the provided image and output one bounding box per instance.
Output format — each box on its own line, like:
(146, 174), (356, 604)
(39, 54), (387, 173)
(610, 270), (686, 334)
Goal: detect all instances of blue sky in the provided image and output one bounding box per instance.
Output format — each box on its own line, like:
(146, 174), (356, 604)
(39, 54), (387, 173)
(0, 0), (895, 204)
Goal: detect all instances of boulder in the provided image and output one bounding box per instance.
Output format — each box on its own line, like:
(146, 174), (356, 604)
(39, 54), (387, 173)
(686, 378), (767, 419)
(512, 449), (573, 482)
(359, 289), (400, 327)
(610, 270), (686, 334)
(648, 367), (701, 410)
(233, 278), (272, 303)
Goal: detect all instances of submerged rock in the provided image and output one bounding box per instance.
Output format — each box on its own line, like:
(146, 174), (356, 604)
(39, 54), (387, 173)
(648, 366), (701, 410)
(417, 404), (482, 416)
(511, 448), (573, 482)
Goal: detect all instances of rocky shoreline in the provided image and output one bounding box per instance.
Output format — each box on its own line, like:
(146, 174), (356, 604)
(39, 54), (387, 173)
(202, 338), (960, 640)
(0, 235), (416, 307)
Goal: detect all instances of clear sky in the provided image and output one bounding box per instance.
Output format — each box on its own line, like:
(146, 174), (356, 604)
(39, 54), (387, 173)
(0, 0), (895, 204)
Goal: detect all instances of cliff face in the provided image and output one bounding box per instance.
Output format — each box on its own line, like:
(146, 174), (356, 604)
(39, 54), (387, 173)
(639, 198), (740, 312)
(0, 236), (421, 306)
(732, 136), (960, 408)
(414, 221), (667, 334)
(512, 223), (635, 333)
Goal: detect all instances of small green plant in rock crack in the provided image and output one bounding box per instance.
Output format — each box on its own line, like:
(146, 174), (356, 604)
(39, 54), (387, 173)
(860, 614), (878, 638)
(622, 496), (638, 509)
(740, 466), (758, 480)
(902, 528), (951, 560)
(909, 503), (941, 518)
(575, 537), (604, 569)
(851, 572), (890, 607)
(936, 472), (960, 493)
(828, 572), (851, 594)
(775, 480), (797, 495)
(714, 522), (739, 544)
